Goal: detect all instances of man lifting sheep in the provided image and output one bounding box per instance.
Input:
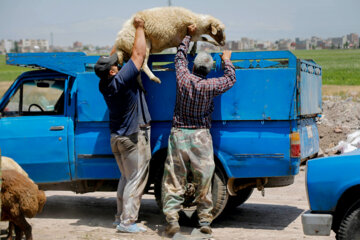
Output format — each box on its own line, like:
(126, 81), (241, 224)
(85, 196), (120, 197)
(162, 24), (236, 236)
(95, 17), (151, 233)
(95, 11), (235, 237)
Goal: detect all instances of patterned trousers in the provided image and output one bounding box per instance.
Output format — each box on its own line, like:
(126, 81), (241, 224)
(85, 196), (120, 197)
(162, 128), (215, 224)
(110, 126), (151, 225)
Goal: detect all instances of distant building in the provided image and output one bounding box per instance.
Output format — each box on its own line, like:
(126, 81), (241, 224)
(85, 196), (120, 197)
(295, 38), (311, 50)
(18, 39), (49, 52)
(316, 39), (332, 49)
(225, 40), (241, 50)
(73, 41), (83, 49)
(0, 39), (15, 54)
(347, 33), (359, 47)
(1, 31), (359, 54)
(240, 37), (255, 50)
(331, 36), (347, 48)
(277, 39), (294, 50)
(256, 41), (272, 50)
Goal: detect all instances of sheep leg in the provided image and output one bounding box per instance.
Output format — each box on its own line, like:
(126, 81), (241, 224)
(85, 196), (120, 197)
(6, 221), (14, 240)
(14, 224), (23, 240)
(116, 50), (124, 66)
(13, 216), (32, 240)
(190, 41), (197, 56)
(141, 40), (161, 84)
(136, 74), (146, 94)
(110, 45), (117, 55)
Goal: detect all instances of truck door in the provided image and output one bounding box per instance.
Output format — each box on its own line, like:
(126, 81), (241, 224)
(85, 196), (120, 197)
(0, 76), (72, 183)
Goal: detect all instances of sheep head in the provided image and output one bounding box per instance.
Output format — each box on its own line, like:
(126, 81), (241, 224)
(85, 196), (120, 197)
(207, 18), (226, 46)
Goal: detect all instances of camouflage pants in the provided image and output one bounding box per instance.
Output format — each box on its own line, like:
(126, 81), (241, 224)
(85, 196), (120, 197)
(162, 128), (215, 224)
(111, 126), (151, 225)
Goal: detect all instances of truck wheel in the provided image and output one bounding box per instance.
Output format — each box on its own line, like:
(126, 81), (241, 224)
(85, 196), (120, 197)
(337, 201), (360, 240)
(154, 163), (229, 221)
(225, 188), (254, 210)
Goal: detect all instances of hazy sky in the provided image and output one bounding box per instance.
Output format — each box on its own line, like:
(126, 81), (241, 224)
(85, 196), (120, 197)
(0, 0), (359, 46)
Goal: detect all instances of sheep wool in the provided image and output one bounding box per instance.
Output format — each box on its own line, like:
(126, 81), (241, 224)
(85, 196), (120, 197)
(114, 6), (226, 84)
(1, 170), (46, 240)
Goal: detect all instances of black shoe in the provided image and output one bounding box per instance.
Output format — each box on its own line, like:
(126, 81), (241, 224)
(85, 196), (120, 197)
(165, 222), (180, 236)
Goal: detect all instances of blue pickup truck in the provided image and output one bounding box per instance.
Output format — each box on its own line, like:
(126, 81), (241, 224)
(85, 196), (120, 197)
(0, 51), (321, 218)
(302, 149), (360, 239)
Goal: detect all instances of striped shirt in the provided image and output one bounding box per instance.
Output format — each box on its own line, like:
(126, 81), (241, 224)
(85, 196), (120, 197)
(173, 35), (236, 129)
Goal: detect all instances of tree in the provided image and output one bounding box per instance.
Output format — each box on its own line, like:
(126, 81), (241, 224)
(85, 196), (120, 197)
(14, 41), (19, 53)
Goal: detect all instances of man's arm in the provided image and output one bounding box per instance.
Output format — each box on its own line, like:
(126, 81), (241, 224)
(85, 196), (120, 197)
(204, 50), (236, 95)
(131, 17), (146, 70)
(175, 24), (196, 86)
(109, 18), (146, 91)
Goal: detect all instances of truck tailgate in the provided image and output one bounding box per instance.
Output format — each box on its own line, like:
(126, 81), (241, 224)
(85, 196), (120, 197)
(298, 60), (322, 116)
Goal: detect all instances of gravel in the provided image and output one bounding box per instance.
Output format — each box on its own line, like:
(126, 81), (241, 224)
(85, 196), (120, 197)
(318, 96), (360, 155)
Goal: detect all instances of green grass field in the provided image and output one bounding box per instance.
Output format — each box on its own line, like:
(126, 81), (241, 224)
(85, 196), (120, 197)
(1, 49), (360, 84)
(292, 49), (360, 85)
(0, 55), (28, 82)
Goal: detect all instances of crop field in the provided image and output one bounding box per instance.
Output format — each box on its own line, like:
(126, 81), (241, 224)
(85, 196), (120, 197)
(292, 49), (360, 85)
(1, 49), (360, 85)
(0, 55), (27, 82)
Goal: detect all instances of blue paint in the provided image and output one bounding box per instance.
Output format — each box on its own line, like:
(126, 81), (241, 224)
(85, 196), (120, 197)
(0, 51), (321, 188)
(306, 152), (360, 212)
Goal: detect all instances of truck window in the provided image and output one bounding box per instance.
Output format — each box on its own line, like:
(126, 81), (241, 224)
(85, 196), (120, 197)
(1, 79), (65, 117)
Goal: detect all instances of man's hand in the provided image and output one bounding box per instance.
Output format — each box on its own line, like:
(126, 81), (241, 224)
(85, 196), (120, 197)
(187, 24), (197, 36)
(220, 50), (232, 61)
(131, 17), (146, 70)
(133, 17), (145, 28)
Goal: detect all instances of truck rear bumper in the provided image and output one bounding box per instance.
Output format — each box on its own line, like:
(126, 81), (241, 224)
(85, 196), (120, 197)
(301, 210), (332, 236)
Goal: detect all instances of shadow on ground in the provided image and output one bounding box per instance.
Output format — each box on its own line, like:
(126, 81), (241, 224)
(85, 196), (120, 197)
(214, 203), (304, 230)
(35, 194), (303, 233)
(36, 195), (164, 229)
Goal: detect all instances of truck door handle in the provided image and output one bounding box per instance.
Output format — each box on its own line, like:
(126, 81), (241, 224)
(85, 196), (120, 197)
(50, 126), (64, 131)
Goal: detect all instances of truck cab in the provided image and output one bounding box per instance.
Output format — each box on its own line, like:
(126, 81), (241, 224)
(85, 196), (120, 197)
(302, 150), (360, 239)
(0, 51), (322, 218)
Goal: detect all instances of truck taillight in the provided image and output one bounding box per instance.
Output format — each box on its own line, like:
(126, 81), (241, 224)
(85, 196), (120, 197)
(290, 132), (301, 158)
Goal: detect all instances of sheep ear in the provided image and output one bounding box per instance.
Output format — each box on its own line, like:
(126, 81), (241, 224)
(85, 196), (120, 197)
(211, 25), (217, 35)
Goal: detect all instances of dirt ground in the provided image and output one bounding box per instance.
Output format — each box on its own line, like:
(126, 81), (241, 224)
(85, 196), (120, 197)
(0, 82), (11, 97)
(1, 84), (357, 239)
(0, 168), (335, 240)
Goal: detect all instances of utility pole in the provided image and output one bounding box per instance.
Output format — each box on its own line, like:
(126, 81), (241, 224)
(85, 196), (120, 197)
(168, 0), (172, 6)
(50, 32), (54, 51)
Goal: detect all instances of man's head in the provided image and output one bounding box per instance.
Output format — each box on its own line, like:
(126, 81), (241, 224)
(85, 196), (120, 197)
(94, 54), (119, 80)
(193, 52), (213, 77)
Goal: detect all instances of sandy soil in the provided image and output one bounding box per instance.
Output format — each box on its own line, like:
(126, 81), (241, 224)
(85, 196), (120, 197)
(0, 168), (335, 240)
(0, 82), (12, 97)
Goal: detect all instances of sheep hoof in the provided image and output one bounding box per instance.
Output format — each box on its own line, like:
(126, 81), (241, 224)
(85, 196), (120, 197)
(151, 77), (161, 84)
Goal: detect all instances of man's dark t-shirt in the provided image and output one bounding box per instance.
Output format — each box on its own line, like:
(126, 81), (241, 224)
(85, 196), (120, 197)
(99, 59), (151, 136)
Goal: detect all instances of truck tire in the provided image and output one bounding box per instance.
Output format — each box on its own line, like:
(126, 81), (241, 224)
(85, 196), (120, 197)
(154, 163), (229, 221)
(337, 200), (360, 240)
(225, 188), (254, 210)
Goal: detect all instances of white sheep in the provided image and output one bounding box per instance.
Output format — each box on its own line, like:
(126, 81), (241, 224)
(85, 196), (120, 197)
(112, 7), (226, 84)
(2, 156), (30, 179)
